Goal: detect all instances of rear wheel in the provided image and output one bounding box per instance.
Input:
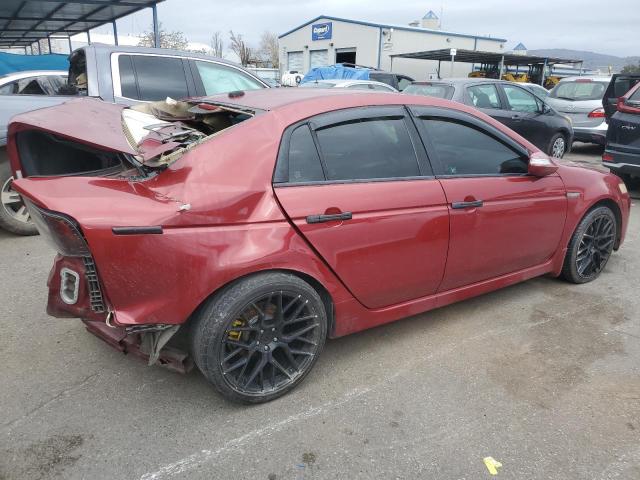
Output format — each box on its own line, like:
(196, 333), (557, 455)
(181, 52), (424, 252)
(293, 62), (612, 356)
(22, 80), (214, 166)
(548, 133), (567, 159)
(191, 272), (327, 403)
(0, 153), (37, 236)
(561, 206), (616, 283)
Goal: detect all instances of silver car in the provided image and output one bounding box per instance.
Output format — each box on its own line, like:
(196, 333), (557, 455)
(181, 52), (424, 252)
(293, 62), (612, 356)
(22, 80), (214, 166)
(299, 79), (398, 92)
(545, 76), (611, 145)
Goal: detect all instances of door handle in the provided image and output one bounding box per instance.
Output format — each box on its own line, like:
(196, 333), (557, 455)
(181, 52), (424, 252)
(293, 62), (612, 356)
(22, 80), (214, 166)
(451, 200), (483, 209)
(306, 212), (353, 224)
(511, 115), (522, 121)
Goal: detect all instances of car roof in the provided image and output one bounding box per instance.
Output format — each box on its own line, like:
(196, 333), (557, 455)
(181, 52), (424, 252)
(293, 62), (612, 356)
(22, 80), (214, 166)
(557, 76), (612, 83)
(0, 70), (67, 83)
(410, 77), (510, 86)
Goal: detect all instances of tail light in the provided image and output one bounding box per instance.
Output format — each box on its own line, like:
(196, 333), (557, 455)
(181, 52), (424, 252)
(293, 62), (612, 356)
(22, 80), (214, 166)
(588, 107), (606, 118)
(24, 199), (90, 257)
(602, 153), (614, 163)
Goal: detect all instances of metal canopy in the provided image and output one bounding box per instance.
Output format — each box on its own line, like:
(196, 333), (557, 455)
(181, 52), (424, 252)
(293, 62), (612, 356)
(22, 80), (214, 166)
(0, 0), (164, 49)
(390, 48), (582, 66)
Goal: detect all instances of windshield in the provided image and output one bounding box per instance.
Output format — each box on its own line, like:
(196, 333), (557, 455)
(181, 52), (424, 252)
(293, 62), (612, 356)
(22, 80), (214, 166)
(403, 83), (454, 99)
(549, 81), (608, 101)
(299, 82), (335, 88)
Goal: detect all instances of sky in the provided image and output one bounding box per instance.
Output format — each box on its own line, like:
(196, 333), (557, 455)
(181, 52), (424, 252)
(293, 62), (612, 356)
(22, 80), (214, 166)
(85, 0), (639, 58)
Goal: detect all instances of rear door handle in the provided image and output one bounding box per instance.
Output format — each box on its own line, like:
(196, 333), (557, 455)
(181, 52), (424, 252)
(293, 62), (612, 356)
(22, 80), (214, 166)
(451, 200), (483, 209)
(306, 212), (353, 224)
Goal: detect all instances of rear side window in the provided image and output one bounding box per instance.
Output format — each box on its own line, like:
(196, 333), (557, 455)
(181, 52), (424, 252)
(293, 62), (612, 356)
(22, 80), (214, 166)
(287, 125), (324, 183)
(119, 55), (189, 101)
(194, 60), (264, 95)
(315, 118), (420, 180)
(421, 119), (527, 176)
(467, 84), (501, 109)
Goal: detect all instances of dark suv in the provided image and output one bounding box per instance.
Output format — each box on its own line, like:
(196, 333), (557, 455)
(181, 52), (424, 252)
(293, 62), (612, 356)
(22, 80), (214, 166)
(404, 78), (573, 158)
(603, 80), (640, 188)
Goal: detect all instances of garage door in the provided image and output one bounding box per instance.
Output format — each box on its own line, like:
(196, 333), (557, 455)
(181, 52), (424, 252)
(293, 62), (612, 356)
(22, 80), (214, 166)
(310, 49), (329, 68)
(287, 51), (303, 72)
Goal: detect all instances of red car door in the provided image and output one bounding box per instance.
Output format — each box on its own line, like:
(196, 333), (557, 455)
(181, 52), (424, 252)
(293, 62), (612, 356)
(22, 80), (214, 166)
(411, 106), (567, 291)
(274, 106), (449, 309)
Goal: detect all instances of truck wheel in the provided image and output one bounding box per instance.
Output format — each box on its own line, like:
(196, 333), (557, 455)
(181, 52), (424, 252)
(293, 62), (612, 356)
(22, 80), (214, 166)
(191, 272), (327, 403)
(0, 152), (38, 236)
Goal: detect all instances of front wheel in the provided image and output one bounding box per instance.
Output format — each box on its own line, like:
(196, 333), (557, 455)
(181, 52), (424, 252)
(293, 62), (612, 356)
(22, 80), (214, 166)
(191, 272), (327, 403)
(561, 206), (617, 283)
(548, 133), (567, 159)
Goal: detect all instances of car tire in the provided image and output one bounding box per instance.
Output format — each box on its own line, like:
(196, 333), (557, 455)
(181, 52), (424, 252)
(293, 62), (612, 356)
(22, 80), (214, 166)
(190, 272), (327, 403)
(548, 133), (567, 159)
(561, 206), (617, 284)
(0, 152), (38, 236)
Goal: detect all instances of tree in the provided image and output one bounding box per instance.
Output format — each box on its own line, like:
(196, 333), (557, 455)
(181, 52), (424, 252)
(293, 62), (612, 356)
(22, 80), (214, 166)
(210, 31), (224, 58)
(138, 23), (189, 50)
(257, 31), (279, 68)
(621, 62), (640, 74)
(229, 30), (252, 66)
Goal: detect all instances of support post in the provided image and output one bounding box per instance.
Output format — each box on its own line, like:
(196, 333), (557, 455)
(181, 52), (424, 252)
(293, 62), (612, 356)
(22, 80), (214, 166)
(499, 55), (504, 79)
(437, 59), (441, 79)
(36, 40), (41, 55)
(112, 20), (118, 45)
(68, 35), (72, 53)
(541, 58), (548, 86)
(450, 55), (455, 77)
(152, 4), (160, 48)
(578, 60), (583, 76)
(87, 30), (91, 44)
(23, 46), (27, 55)
(47, 36), (52, 54)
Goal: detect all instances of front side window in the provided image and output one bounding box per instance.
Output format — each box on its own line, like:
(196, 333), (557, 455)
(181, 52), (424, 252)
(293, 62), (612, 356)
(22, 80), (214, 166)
(315, 117), (420, 181)
(194, 61), (264, 95)
(503, 85), (540, 113)
(119, 55), (189, 101)
(421, 118), (527, 176)
(467, 84), (501, 109)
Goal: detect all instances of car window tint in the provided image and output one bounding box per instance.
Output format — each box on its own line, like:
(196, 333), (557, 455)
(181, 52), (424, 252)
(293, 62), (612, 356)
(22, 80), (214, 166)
(421, 119), (527, 175)
(0, 81), (17, 94)
(118, 55), (138, 99)
(315, 117), (420, 181)
(16, 77), (46, 94)
(503, 85), (540, 112)
(131, 55), (189, 101)
(288, 125), (325, 183)
(467, 84), (501, 109)
(194, 61), (264, 95)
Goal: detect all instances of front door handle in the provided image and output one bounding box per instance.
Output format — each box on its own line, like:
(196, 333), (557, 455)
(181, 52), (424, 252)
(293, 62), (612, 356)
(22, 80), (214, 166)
(451, 200), (483, 209)
(306, 212), (353, 224)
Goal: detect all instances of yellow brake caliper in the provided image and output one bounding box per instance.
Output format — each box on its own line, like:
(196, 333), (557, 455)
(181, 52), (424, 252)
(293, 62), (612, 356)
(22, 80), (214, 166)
(227, 318), (244, 341)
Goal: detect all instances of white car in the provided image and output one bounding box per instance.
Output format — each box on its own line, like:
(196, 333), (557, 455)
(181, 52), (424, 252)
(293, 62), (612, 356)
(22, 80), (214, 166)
(299, 79), (399, 92)
(0, 70), (67, 95)
(281, 70), (303, 87)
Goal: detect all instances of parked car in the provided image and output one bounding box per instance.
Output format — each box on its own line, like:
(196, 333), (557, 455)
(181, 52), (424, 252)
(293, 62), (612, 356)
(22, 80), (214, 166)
(299, 79), (398, 92)
(9, 89), (630, 403)
(545, 76), (611, 145)
(520, 82), (550, 99)
(603, 81), (640, 188)
(602, 73), (640, 119)
(302, 64), (413, 91)
(0, 70), (67, 95)
(368, 71), (414, 91)
(403, 78), (573, 158)
(0, 44), (268, 236)
(281, 70), (303, 86)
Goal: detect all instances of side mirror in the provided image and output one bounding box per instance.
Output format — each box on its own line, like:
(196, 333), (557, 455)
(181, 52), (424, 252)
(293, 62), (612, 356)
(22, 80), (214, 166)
(528, 152), (559, 177)
(540, 103), (551, 114)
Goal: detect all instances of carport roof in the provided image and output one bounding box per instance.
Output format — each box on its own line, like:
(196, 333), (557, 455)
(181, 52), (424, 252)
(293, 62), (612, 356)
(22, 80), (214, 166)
(0, 0), (164, 48)
(390, 48), (582, 66)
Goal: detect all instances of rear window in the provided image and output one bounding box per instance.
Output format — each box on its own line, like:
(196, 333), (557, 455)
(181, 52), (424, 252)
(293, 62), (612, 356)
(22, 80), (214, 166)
(549, 80), (608, 101)
(613, 77), (640, 97)
(403, 83), (454, 99)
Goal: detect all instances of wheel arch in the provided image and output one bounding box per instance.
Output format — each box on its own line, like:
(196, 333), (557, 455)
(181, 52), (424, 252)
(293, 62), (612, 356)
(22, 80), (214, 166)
(185, 268), (336, 338)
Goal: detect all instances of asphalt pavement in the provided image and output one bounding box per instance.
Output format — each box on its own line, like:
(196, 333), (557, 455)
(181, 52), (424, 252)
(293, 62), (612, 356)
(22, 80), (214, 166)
(1, 143), (639, 480)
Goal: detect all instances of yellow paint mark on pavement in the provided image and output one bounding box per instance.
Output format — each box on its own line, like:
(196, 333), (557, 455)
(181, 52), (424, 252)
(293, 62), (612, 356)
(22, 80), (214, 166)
(483, 457), (502, 475)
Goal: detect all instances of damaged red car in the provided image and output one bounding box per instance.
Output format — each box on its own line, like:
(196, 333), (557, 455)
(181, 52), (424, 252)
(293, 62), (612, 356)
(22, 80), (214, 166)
(8, 89), (631, 403)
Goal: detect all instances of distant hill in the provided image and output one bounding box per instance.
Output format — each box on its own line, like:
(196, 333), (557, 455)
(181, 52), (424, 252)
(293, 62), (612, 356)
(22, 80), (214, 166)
(528, 49), (640, 74)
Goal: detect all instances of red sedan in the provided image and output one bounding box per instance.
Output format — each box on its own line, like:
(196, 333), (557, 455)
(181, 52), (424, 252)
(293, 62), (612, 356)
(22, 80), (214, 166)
(8, 89), (631, 403)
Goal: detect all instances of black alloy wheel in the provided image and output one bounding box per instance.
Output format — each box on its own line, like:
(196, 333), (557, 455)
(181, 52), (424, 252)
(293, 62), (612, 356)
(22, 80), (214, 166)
(191, 273), (327, 403)
(562, 206), (617, 283)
